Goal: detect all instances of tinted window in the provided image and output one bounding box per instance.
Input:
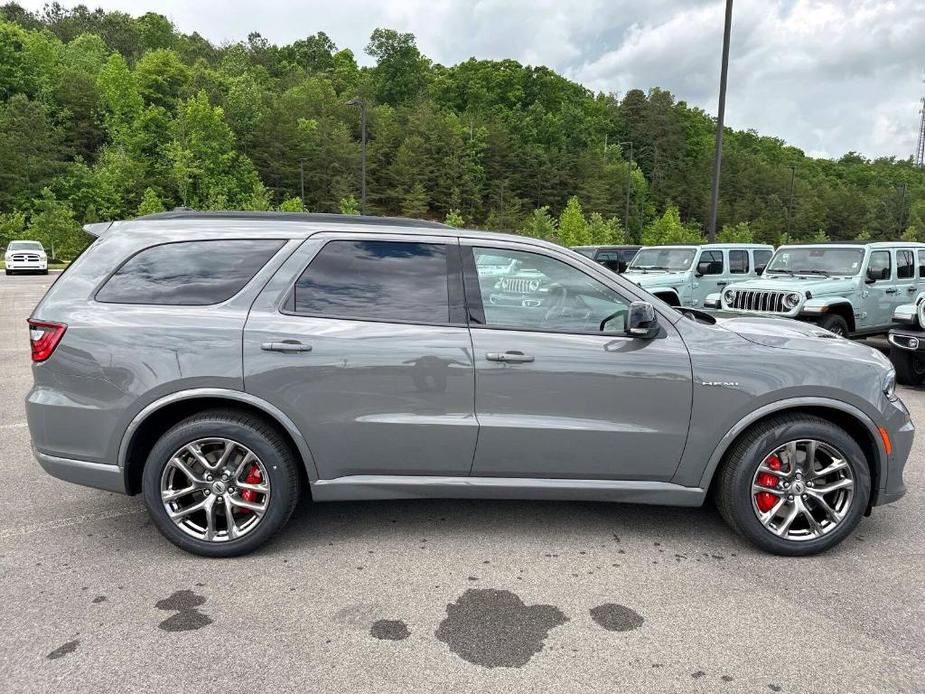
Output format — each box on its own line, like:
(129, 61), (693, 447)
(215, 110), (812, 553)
(293, 240), (450, 323)
(97, 240), (283, 305)
(729, 249), (749, 274)
(699, 250), (723, 275)
(754, 249), (772, 273)
(897, 250), (914, 279)
(8, 241), (43, 251)
(919, 250), (925, 278)
(868, 250), (891, 280)
(470, 247), (630, 333)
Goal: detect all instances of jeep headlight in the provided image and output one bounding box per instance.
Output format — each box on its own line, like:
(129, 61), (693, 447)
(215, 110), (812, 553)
(723, 289), (736, 305)
(528, 279), (540, 291)
(883, 369), (897, 400)
(782, 292), (801, 310)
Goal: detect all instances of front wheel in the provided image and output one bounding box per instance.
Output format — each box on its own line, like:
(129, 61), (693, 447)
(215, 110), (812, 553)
(890, 345), (925, 386)
(142, 410), (302, 557)
(714, 414), (870, 556)
(817, 313), (849, 336)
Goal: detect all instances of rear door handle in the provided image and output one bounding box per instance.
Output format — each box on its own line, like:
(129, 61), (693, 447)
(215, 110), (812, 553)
(486, 351), (535, 363)
(261, 340), (312, 353)
(885, 288), (898, 295)
(908, 286), (918, 293)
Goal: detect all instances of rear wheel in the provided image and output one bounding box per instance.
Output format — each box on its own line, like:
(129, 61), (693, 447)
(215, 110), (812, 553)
(818, 313), (849, 337)
(142, 410), (301, 557)
(890, 346), (925, 386)
(714, 414), (870, 556)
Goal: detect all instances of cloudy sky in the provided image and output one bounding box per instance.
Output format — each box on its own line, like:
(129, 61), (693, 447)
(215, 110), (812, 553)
(21, 0), (925, 160)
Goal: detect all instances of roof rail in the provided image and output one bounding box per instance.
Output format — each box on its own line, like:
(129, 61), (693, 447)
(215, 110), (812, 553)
(135, 210), (452, 229)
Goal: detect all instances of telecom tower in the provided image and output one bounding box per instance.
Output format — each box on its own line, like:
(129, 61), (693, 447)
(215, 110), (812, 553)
(917, 97), (925, 167)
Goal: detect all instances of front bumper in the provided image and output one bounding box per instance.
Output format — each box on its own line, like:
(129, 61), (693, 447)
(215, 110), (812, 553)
(888, 328), (925, 353)
(34, 450), (126, 493)
(5, 260), (47, 271)
(871, 398), (913, 507)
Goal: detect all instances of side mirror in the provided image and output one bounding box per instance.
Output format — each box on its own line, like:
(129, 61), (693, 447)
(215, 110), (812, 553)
(755, 265), (767, 275)
(625, 301), (659, 338)
(696, 260), (720, 276)
(866, 266), (888, 283)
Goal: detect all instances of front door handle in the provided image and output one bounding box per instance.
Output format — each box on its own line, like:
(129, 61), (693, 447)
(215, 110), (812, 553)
(716, 281), (729, 287)
(261, 340), (312, 353)
(885, 288), (898, 295)
(486, 351), (535, 363)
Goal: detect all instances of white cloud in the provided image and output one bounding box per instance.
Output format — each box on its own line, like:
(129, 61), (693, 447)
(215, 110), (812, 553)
(16, 0), (925, 158)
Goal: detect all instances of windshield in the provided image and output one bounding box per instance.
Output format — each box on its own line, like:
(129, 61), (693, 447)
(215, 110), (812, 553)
(629, 248), (696, 271)
(8, 241), (43, 251)
(765, 247), (864, 276)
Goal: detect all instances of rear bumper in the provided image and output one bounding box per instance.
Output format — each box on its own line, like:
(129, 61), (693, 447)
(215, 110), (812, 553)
(34, 450), (126, 494)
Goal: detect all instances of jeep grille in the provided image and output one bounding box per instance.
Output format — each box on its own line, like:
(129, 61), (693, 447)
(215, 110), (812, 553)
(729, 290), (790, 313)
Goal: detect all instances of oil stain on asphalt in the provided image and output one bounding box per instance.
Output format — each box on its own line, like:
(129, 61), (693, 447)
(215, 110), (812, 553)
(155, 590), (212, 632)
(370, 619), (410, 641)
(435, 588), (568, 668)
(589, 603), (645, 632)
(46, 640), (79, 660)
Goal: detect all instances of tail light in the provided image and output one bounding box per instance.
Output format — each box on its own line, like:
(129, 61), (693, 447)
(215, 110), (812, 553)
(28, 319), (66, 362)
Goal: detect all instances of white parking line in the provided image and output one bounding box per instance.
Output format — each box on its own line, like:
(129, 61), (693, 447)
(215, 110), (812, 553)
(0, 422), (27, 429)
(0, 507), (145, 540)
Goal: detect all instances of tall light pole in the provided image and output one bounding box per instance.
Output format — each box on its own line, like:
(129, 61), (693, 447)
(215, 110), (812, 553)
(786, 164), (796, 236)
(299, 157), (306, 211)
(346, 97), (367, 215)
(707, 0), (734, 242)
(618, 141), (634, 238)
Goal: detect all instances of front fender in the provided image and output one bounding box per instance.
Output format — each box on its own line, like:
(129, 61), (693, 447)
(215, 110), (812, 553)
(704, 292), (721, 309)
(800, 296), (853, 316)
(693, 396), (886, 493)
(893, 292), (925, 324)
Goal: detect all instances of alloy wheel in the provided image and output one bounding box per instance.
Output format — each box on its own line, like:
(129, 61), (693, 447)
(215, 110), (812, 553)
(160, 437), (271, 542)
(751, 439), (854, 541)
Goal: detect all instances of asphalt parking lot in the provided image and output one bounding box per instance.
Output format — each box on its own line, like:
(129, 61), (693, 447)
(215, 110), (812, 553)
(1, 272), (923, 694)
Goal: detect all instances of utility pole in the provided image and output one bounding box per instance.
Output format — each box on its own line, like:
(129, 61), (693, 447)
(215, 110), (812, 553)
(786, 165), (796, 235)
(618, 141), (634, 238)
(299, 158), (306, 210)
(346, 97), (368, 214)
(707, 0), (734, 242)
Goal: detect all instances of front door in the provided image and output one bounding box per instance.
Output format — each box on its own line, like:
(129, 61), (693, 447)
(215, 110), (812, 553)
(692, 249), (726, 306)
(463, 242), (693, 481)
(861, 249), (894, 330)
(243, 234), (477, 479)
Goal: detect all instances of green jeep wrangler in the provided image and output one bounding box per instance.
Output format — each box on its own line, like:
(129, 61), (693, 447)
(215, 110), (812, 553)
(707, 242), (925, 337)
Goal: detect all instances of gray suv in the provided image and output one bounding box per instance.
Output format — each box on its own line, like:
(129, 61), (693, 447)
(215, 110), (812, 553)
(26, 211), (911, 557)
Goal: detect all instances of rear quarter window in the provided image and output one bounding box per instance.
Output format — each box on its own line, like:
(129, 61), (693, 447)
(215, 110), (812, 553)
(96, 239), (284, 305)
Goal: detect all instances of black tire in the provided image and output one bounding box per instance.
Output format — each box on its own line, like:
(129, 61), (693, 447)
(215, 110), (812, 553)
(41, 269), (48, 275)
(890, 345), (925, 386)
(817, 313), (849, 337)
(142, 409), (301, 557)
(713, 413), (870, 556)
(4, 269), (11, 275)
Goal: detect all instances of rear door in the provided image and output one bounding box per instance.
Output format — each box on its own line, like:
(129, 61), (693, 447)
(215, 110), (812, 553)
(243, 233), (477, 479)
(896, 248), (918, 308)
(463, 241), (693, 481)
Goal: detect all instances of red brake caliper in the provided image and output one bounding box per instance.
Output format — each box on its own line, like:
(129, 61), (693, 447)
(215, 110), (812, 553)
(239, 465), (263, 514)
(755, 454), (781, 513)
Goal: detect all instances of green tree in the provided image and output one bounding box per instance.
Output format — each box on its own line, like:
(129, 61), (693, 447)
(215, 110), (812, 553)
(401, 182), (428, 218)
(278, 196), (303, 212)
(28, 188), (85, 260)
(366, 28), (429, 106)
(0, 209), (26, 249)
(136, 187), (165, 216)
(558, 196), (590, 246)
(587, 212), (623, 244)
(521, 206), (557, 240)
(444, 208), (464, 227)
(717, 221), (754, 243)
(338, 194), (359, 215)
(642, 205), (704, 245)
